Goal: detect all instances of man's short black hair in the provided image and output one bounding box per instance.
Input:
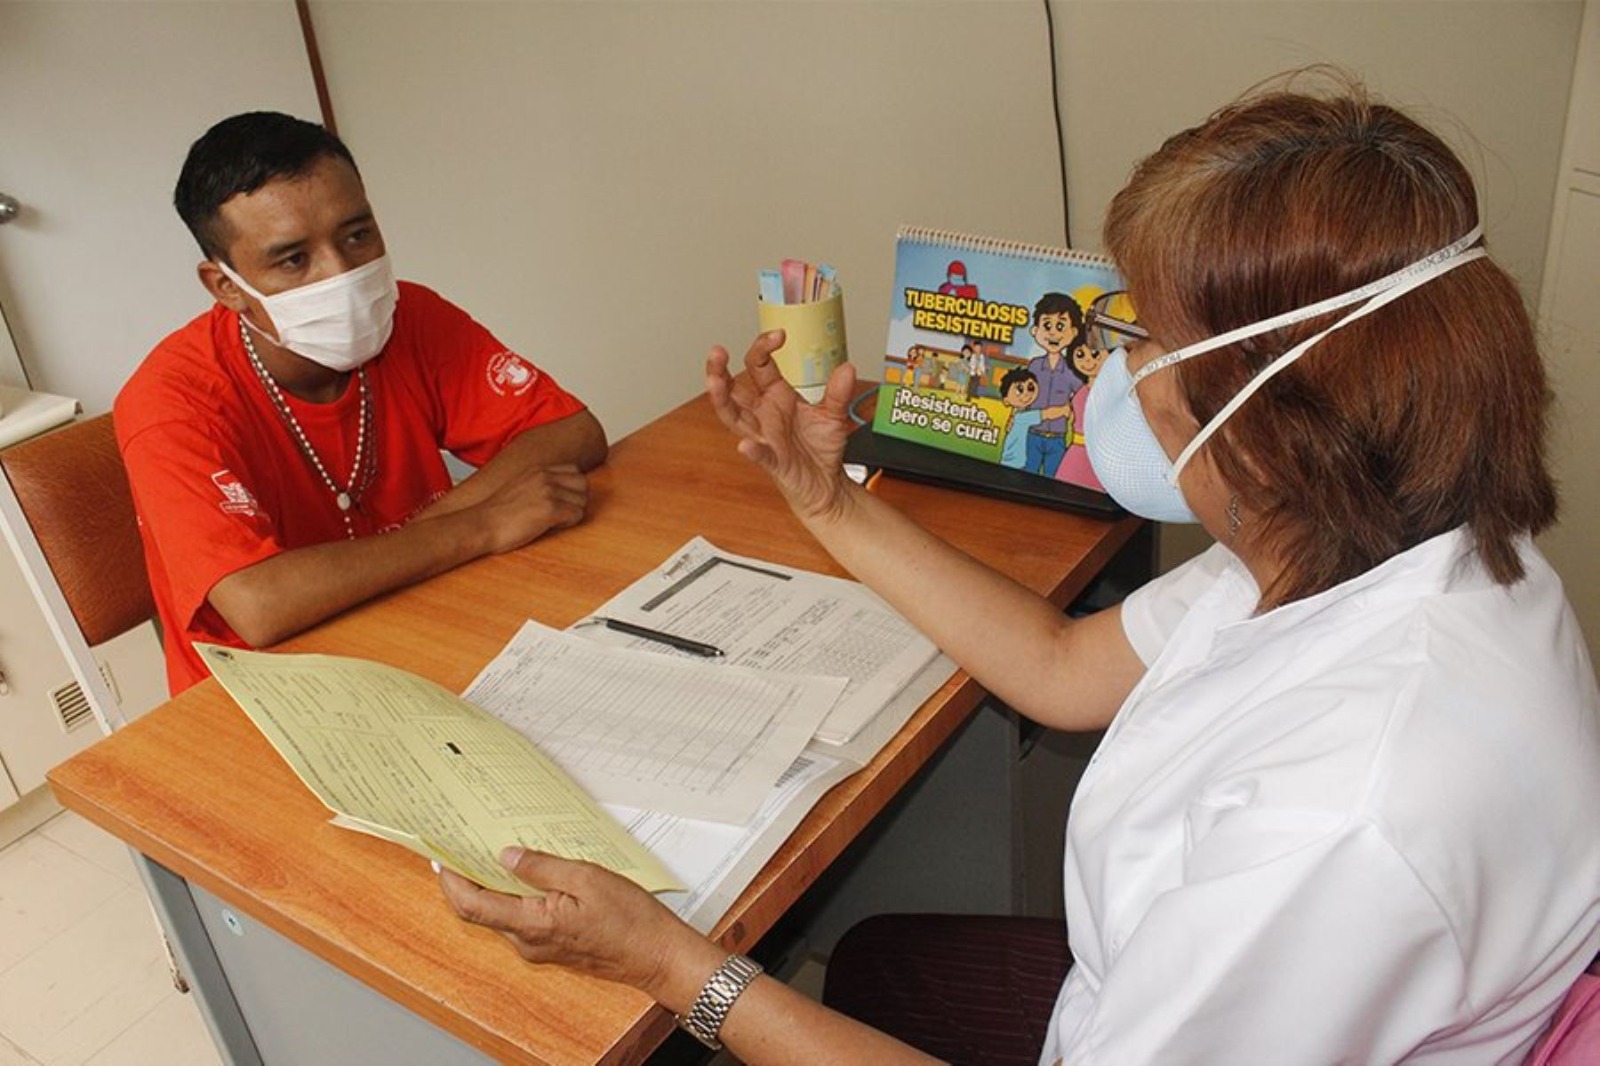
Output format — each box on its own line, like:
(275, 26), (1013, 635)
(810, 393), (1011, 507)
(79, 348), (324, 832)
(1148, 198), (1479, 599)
(174, 111), (358, 262)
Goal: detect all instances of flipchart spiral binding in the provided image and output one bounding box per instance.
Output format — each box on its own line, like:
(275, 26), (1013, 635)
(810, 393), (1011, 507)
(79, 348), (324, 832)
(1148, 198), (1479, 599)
(895, 226), (1116, 270)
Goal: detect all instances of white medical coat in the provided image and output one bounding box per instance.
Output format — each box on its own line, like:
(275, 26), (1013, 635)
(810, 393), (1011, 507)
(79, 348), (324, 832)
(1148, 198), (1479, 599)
(1042, 529), (1600, 1064)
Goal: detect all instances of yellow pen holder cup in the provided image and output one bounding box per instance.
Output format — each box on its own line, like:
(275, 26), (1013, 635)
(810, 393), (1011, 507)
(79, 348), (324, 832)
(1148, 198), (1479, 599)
(756, 290), (848, 403)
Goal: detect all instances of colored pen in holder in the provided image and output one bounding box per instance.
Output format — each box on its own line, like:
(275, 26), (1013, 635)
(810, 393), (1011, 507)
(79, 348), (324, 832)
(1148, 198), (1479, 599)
(756, 262), (848, 403)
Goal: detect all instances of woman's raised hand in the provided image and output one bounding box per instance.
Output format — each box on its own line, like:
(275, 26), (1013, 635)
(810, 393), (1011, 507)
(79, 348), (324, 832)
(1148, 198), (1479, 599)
(705, 331), (859, 524)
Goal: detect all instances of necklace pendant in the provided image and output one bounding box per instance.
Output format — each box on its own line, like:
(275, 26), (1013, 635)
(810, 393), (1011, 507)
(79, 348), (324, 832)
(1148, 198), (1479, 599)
(336, 491), (352, 512)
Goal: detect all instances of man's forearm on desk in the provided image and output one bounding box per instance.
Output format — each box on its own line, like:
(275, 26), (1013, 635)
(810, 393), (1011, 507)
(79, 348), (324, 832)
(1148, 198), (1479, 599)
(207, 525), (539, 649)
(210, 416), (605, 646)
(206, 509), (501, 647)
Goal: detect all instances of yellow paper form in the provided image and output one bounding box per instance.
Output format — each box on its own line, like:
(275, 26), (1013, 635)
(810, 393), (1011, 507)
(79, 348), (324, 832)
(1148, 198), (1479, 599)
(197, 643), (681, 897)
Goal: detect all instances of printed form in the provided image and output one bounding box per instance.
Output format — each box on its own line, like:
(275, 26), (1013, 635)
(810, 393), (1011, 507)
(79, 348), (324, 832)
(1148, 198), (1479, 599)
(195, 643), (679, 897)
(573, 537), (940, 745)
(607, 647), (958, 932)
(463, 621), (844, 824)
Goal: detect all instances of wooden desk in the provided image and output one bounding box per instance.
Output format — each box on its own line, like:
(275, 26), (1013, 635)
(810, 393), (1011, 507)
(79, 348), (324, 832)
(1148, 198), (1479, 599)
(48, 391), (1140, 1065)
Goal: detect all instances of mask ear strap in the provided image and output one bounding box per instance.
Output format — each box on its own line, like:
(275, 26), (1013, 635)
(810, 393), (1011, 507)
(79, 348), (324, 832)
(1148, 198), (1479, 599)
(1168, 247), (1487, 481)
(214, 259), (265, 302)
(213, 260), (282, 344)
(237, 310), (280, 346)
(1132, 225), (1483, 388)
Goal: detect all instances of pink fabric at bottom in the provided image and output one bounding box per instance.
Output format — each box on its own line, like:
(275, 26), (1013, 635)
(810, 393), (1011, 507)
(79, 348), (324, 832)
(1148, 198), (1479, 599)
(1524, 957), (1600, 1065)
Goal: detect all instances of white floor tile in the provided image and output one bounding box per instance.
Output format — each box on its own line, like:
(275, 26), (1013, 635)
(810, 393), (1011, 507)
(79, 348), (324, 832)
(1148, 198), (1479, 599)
(80, 992), (220, 1066)
(36, 813), (139, 887)
(0, 886), (173, 1066)
(0, 833), (123, 973)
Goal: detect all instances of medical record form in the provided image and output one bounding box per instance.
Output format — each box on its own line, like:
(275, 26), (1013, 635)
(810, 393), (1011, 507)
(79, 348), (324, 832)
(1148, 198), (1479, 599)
(572, 537), (940, 745)
(565, 537), (951, 930)
(195, 642), (680, 897)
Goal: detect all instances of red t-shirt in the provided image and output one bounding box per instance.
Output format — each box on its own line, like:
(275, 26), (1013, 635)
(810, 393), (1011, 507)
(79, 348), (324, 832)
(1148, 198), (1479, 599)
(115, 282), (585, 693)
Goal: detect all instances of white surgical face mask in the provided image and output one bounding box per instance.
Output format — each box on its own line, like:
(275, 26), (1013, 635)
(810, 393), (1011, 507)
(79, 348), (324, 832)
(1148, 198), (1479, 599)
(217, 254), (399, 372)
(1085, 227), (1485, 523)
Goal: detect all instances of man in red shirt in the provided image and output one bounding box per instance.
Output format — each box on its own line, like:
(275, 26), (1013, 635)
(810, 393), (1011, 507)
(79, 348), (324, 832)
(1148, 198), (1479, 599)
(116, 112), (607, 693)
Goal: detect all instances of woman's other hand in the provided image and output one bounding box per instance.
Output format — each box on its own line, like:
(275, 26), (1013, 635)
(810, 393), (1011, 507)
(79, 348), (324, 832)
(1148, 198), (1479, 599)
(705, 331), (859, 524)
(441, 848), (943, 1065)
(437, 847), (719, 1003)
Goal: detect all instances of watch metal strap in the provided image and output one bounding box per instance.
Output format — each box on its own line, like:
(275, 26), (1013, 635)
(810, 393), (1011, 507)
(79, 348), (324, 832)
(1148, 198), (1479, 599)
(676, 953), (763, 1050)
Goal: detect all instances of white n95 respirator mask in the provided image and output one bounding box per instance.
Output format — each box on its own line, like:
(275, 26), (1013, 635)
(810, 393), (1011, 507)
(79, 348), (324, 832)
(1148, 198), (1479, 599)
(1084, 346), (1200, 523)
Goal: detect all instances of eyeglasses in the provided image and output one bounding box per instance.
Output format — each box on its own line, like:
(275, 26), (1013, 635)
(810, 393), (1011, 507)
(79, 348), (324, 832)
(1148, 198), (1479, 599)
(1085, 291), (1147, 352)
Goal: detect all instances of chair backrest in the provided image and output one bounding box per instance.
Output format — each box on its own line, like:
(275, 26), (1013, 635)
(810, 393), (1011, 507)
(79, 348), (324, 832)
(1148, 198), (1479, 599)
(0, 413), (153, 731)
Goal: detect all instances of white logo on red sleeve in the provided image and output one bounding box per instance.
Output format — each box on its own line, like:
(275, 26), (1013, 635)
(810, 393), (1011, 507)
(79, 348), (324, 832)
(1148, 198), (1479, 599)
(211, 469), (261, 517)
(486, 350), (539, 396)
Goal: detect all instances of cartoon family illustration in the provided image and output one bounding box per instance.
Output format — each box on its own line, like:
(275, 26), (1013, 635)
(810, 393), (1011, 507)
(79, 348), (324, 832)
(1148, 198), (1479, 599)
(889, 268), (1133, 495)
(998, 292), (1106, 491)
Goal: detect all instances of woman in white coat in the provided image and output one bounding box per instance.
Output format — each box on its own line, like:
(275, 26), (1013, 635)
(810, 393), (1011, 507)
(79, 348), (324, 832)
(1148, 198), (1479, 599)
(439, 78), (1600, 1065)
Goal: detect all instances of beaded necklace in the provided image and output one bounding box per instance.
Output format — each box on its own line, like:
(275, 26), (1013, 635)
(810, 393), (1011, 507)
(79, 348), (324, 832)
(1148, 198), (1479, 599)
(239, 321), (378, 540)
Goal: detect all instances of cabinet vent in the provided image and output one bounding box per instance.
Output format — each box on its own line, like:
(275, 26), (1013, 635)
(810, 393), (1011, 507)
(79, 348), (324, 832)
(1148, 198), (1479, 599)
(50, 682), (94, 733)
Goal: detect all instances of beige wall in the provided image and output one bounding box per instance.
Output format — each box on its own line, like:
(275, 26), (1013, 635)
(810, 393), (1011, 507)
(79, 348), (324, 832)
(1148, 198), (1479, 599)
(1537, 0), (1600, 654)
(0, 0), (321, 414)
(1054, 0), (1579, 282)
(310, 0), (1589, 618)
(1048, 0), (1585, 572)
(309, 0), (1068, 440)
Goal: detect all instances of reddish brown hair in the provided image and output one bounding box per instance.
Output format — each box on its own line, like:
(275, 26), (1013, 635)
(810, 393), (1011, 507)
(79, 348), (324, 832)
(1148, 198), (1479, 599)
(1104, 76), (1556, 606)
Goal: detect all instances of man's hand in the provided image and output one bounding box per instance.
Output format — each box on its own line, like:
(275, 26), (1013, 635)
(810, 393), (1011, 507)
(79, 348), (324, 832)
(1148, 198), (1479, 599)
(462, 463), (590, 554)
(420, 410), (607, 523)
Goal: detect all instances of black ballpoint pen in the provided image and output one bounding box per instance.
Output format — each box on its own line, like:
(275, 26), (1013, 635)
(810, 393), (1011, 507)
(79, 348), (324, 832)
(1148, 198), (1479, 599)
(594, 617), (725, 658)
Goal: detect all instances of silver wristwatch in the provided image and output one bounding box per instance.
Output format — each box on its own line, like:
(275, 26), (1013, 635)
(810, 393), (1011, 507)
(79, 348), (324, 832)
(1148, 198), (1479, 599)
(676, 953), (764, 1050)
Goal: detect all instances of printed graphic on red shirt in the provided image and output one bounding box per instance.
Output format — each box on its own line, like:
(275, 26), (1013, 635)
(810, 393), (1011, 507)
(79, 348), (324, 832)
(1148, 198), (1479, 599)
(486, 350), (540, 396)
(210, 469), (261, 517)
